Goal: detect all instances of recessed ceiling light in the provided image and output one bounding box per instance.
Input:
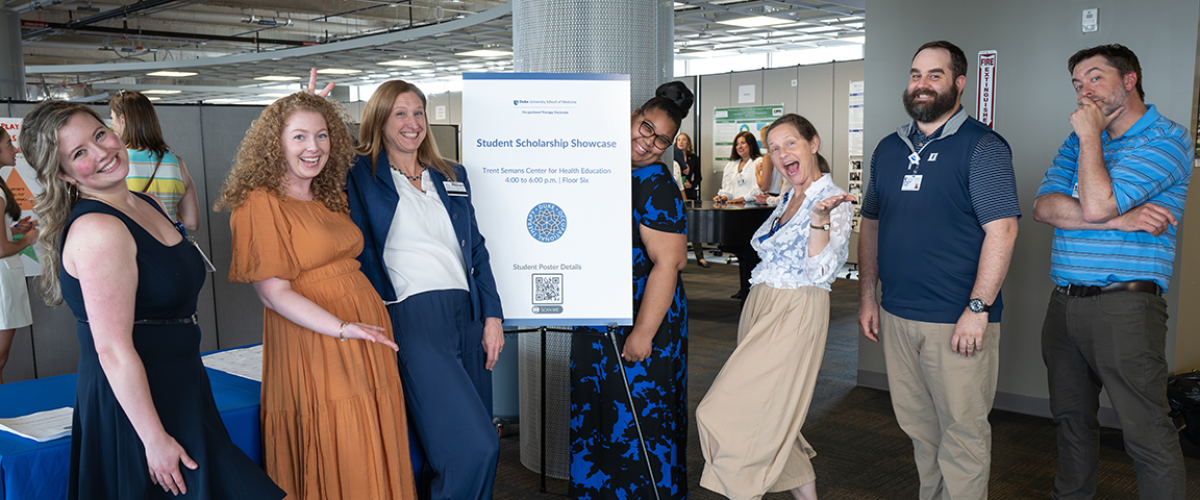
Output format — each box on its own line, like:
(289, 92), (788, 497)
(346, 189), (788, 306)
(718, 16), (791, 28)
(254, 75), (301, 81)
(142, 89), (181, 94)
(316, 68), (362, 75)
(379, 59), (432, 67)
(147, 71), (197, 77)
(456, 49), (511, 57)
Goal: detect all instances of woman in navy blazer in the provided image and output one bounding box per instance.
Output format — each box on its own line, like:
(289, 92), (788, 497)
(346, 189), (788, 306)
(346, 79), (503, 500)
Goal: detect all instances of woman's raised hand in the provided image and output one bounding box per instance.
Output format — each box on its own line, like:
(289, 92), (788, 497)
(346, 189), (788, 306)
(306, 68), (335, 98)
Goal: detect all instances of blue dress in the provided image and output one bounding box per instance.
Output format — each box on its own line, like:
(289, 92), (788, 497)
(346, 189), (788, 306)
(63, 193), (284, 500)
(570, 162), (689, 499)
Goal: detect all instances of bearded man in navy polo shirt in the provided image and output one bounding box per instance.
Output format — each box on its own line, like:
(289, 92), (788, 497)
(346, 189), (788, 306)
(857, 40), (1020, 500)
(1032, 44), (1190, 500)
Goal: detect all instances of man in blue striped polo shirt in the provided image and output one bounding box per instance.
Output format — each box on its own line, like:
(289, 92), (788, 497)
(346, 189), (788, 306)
(1033, 44), (1190, 500)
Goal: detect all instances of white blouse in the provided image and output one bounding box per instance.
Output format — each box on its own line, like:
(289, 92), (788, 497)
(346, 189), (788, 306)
(717, 157), (762, 201)
(382, 169), (469, 304)
(749, 174), (852, 291)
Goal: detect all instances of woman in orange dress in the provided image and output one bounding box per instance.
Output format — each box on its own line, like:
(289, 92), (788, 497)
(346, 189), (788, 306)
(214, 92), (416, 499)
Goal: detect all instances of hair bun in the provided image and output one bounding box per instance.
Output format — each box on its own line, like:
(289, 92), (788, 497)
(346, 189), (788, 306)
(655, 81), (694, 119)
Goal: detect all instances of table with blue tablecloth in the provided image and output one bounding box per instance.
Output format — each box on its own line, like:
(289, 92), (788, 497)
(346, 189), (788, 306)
(0, 359), (425, 500)
(0, 368), (262, 500)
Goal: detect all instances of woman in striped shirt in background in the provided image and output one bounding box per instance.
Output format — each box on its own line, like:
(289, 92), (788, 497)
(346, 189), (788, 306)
(110, 90), (200, 232)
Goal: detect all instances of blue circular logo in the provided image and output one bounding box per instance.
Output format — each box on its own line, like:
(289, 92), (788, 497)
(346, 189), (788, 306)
(527, 202), (567, 243)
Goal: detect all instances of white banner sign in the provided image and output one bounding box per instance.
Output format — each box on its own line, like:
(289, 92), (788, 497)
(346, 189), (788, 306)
(976, 50), (998, 128)
(463, 73), (632, 326)
(0, 119), (46, 277)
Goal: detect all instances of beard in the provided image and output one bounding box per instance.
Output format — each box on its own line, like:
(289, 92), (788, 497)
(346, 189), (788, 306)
(1089, 88), (1129, 116)
(903, 85), (959, 123)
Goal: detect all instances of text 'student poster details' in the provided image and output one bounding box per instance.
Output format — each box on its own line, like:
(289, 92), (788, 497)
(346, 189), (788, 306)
(463, 73), (632, 326)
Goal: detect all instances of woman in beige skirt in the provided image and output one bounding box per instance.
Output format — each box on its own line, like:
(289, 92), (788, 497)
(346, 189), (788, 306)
(696, 113), (854, 500)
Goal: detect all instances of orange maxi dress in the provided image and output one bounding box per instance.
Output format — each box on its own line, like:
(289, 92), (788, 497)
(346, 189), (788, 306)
(229, 189), (416, 500)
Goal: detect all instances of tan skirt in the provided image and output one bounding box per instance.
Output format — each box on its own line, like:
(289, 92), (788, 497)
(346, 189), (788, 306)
(697, 284), (830, 500)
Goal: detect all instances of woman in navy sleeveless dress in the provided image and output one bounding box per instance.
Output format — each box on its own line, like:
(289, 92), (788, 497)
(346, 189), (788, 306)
(20, 101), (282, 499)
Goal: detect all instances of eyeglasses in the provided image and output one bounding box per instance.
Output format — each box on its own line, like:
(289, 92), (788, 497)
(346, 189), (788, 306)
(637, 114), (674, 150)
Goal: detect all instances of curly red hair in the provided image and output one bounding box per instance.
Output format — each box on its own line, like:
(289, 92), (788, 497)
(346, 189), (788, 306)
(214, 92), (355, 212)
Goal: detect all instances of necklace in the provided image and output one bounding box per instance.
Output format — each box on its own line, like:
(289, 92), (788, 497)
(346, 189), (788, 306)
(396, 165), (425, 182)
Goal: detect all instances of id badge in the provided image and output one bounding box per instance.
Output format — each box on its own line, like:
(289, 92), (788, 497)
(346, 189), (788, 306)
(188, 237), (217, 272)
(1071, 182), (1079, 199)
(444, 181), (468, 197)
(902, 174), (923, 191)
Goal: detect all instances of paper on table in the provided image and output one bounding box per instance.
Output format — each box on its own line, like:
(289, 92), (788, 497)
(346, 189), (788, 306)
(0, 407), (73, 442)
(201, 344), (263, 382)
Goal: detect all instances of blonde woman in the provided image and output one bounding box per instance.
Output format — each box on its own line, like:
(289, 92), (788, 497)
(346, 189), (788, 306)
(697, 114), (853, 500)
(215, 92), (416, 499)
(21, 100), (282, 499)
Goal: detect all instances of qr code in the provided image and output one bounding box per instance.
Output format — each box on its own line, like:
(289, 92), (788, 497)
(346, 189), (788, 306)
(532, 274), (563, 304)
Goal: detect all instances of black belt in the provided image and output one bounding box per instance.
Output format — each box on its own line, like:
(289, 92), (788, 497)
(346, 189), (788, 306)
(1056, 281), (1161, 298)
(79, 314), (199, 325)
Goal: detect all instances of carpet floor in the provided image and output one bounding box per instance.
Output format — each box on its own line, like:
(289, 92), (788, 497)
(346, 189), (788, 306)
(492, 262), (1200, 499)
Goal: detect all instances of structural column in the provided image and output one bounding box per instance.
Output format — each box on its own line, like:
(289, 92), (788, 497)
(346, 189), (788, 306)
(0, 9), (26, 100)
(511, 0), (675, 479)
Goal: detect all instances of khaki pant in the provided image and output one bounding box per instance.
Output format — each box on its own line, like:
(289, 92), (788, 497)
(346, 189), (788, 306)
(880, 307), (1000, 500)
(697, 285), (830, 500)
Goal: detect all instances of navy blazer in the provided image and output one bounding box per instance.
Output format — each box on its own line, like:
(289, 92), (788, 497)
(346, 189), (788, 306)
(347, 154), (503, 322)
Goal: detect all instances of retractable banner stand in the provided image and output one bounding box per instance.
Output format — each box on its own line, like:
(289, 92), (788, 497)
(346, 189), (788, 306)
(0, 119), (46, 277)
(462, 73), (632, 326)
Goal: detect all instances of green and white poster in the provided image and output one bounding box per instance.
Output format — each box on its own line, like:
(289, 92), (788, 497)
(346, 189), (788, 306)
(711, 105), (784, 173)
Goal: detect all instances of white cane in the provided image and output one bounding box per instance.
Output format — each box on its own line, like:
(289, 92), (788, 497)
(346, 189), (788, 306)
(608, 327), (663, 500)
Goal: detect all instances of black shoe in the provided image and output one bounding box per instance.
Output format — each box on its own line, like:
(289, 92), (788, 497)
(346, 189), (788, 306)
(731, 290), (748, 300)
(697, 259), (710, 268)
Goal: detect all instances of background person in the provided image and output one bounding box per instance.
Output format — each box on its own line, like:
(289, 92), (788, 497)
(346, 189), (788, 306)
(1032, 44), (1190, 500)
(0, 131), (35, 385)
(216, 92), (417, 499)
(674, 133), (708, 267)
(22, 100), (283, 499)
(675, 133), (702, 201)
(570, 81), (694, 500)
(857, 40), (1020, 500)
(347, 79), (503, 500)
(714, 130), (762, 203)
(109, 90), (199, 231)
(754, 125), (792, 206)
(697, 113), (853, 500)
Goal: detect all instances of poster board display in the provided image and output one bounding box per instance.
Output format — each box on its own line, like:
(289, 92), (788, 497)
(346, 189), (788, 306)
(711, 105), (784, 173)
(847, 81), (865, 233)
(462, 73), (632, 326)
(0, 119), (46, 276)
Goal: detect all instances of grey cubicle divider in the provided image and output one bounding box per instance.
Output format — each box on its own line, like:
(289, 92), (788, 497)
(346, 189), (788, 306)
(199, 105), (271, 352)
(430, 124), (459, 163)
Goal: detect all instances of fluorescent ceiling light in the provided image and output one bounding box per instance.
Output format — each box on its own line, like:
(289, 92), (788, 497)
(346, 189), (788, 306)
(254, 75), (301, 81)
(316, 68), (362, 75)
(146, 97), (161, 101)
(205, 98), (240, 103)
(718, 16), (790, 28)
(412, 69), (436, 74)
(142, 89), (181, 94)
(147, 71), (197, 77)
(456, 49), (511, 57)
(379, 59), (432, 67)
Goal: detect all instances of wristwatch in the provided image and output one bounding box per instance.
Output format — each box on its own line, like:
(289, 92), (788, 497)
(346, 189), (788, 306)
(810, 222), (830, 231)
(968, 298), (992, 314)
